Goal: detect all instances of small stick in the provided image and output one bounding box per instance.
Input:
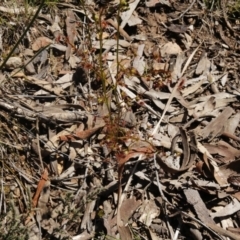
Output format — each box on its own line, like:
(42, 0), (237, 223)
(171, 0), (196, 21)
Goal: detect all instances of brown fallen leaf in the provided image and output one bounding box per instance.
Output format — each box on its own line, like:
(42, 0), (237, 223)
(203, 141), (240, 163)
(116, 147), (154, 240)
(215, 160), (240, 186)
(32, 168), (48, 207)
(167, 24), (188, 33)
(198, 107), (234, 141)
(65, 9), (77, 60)
(32, 36), (53, 51)
(25, 168), (48, 225)
(184, 188), (215, 224)
(60, 117), (106, 141)
(120, 197), (142, 224)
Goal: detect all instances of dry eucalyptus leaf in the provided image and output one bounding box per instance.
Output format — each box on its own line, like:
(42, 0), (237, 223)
(120, 0), (141, 28)
(146, 0), (172, 7)
(133, 44), (145, 75)
(5, 57), (22, 69)
(72, 232), (94, 240)
(45, 124), (77, 151)
(32, 37), (52, 51)
(168, 24), (188, 33)
(49, 15), (61, 34)
(38, 180), (50, 219)
(171, 52), (186, 82)
(224, 112), (240, 134)
(198, 107), (234, 141)
(182, 32), (193, 49)
(51, 43), (67, 52)
(65, 9), (77, 60)
(203, 141), (240, 163)
(184, 188), (214, 224)
(24, 58), (35, 74)
(195, 53), (211, 75)
(216, 160), (240, 186)
(181, 79), (204, 97)
(120, 197), (141, 224)
(160, 42), (182, 57)
(55, 73), (73, 89)
(92, 39), (131, 49)
(210, 198), (240, 218)
(220, 73), (228, 86)
(139, 199), (160, 226)
(128, 13), (142, 26)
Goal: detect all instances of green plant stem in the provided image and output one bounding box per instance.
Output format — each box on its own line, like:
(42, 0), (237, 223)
(98, 8), (107, 101)
(97, 7), (113, 120)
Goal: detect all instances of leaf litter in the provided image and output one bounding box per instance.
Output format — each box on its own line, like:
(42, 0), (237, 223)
(0, 0), (240, 239)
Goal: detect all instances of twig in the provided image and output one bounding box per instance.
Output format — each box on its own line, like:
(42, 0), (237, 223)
(0, 99), (86, 122)
(171, 0), (196, 21)
(36, 210), (42, 240)
(0, 168), (4, 214)
(117, 154), (142, 230)
(151, 79), (182, 136)
(169, 211), (225, 240)
(120, 154), (142, 205)
(153, 153), (167, 202)
(220, 0), (235, 33)
(153, 153), (174, 239)
(75, 160), (90, 199)
(106, 19), (132, 41)
(36, 118), (44, 170)
(151, 44), (201, 136)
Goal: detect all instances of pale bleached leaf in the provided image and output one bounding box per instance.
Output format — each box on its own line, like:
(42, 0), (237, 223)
(160, 42), (182, 57)
(196, 53), (211, 75)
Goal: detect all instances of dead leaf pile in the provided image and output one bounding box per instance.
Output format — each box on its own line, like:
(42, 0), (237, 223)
(0, 0), (240, 239)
